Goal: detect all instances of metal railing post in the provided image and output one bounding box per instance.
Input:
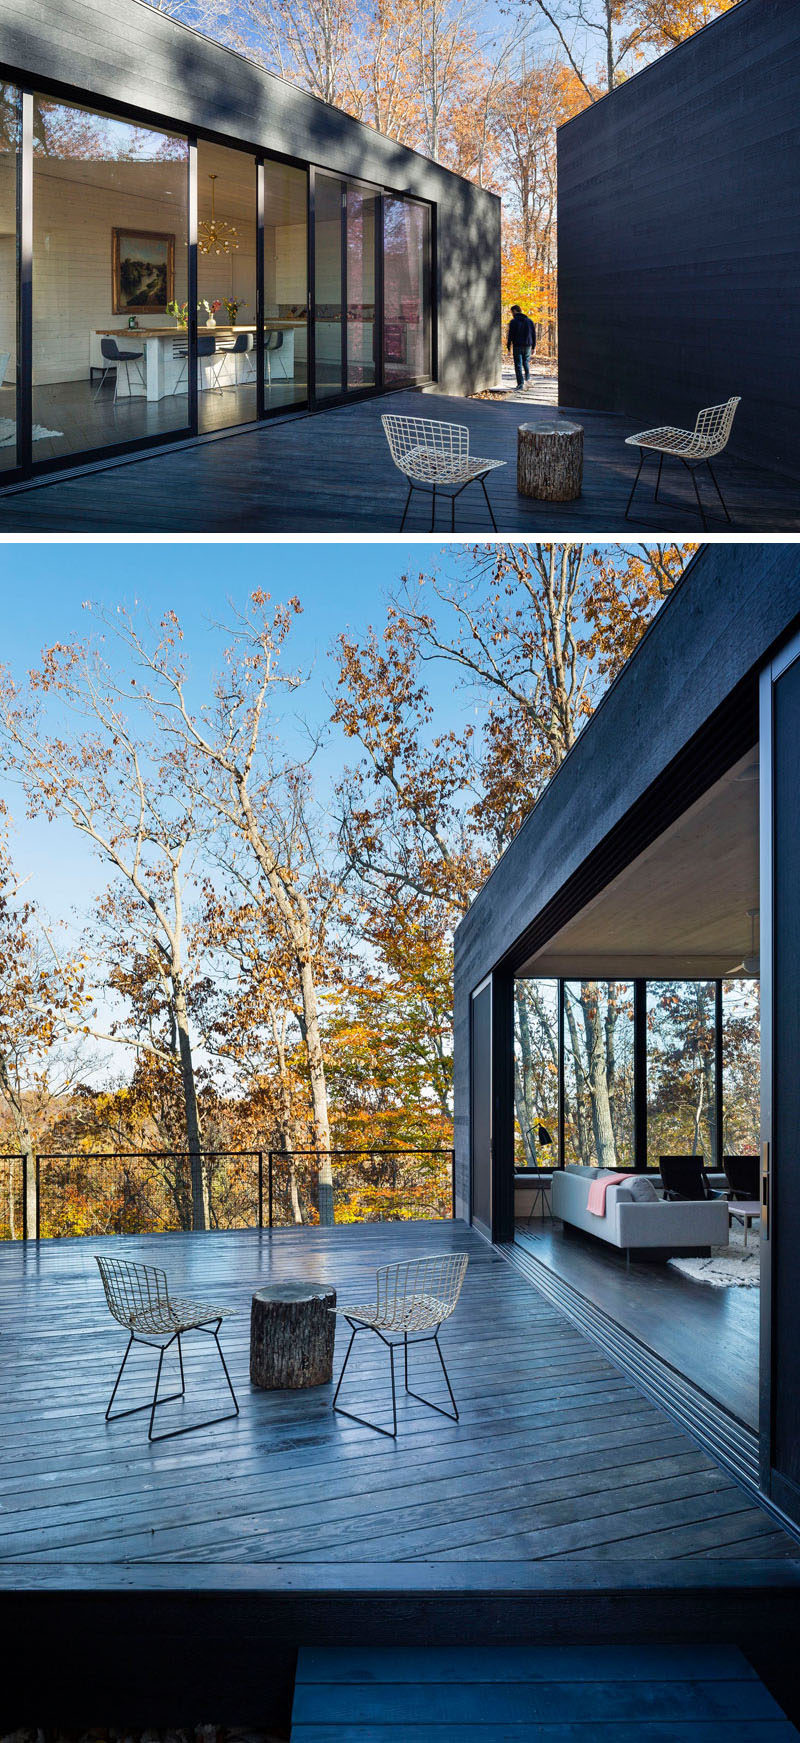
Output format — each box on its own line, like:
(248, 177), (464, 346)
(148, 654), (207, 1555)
(257, 1150), (263, 1230)
(21, 1153), (27, 1242)
(36, 1152), (41, 1241)
(268, 1150), (274, 1230)
(451, 1148), (456, 1220)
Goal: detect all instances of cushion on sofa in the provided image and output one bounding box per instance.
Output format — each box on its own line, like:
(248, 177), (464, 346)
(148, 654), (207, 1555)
(615, 1175), (659, 1204)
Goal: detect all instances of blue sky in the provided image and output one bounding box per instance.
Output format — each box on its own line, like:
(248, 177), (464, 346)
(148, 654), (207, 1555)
(0, 540), (479, 927)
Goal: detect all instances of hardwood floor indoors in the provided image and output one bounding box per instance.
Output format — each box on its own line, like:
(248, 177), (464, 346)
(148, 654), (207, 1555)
(514, 1217), (759, 1429)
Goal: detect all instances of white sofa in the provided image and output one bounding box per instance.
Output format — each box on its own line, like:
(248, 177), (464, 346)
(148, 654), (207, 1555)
(551, 1165), (729, 1259)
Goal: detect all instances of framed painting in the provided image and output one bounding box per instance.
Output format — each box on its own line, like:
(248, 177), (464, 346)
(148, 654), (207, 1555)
(112, 228), (175, 315)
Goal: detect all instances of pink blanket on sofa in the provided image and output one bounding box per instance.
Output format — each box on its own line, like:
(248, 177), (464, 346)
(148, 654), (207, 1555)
(587, 1172), (628, 1216)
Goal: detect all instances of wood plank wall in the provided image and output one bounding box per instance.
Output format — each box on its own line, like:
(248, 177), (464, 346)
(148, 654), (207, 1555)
(557, 0), (800, 478)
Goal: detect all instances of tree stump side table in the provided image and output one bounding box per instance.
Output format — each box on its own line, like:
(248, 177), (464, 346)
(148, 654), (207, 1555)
(250, 1281), (337, 1390)
(517, 420), (584, 501)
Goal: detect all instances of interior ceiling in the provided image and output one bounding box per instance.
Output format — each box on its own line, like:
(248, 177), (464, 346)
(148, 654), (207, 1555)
(31, 146), (304, 226)
(519, 748), (760, 981)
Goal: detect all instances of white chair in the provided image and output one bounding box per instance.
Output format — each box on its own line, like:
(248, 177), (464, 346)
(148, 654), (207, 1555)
(331, 1252), (468, 1438)
(95, 1254), (238, 1441)
(381, 414), (505, 532)
(625, 397), (740, 528)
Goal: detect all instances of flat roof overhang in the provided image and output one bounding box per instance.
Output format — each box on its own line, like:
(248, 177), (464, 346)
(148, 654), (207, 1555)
(519, 748), (760, 982)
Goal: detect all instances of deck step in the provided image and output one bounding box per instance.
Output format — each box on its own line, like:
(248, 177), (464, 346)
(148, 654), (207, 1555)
(290, 1644), (798, 1738)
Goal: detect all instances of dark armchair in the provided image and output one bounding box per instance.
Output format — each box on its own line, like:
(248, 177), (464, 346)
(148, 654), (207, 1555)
(723, 1154), (759, 1201)
(659, 1155), (724, 1201)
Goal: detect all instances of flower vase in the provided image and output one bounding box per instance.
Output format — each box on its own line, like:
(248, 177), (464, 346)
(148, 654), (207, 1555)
(207, 315), (216, 328)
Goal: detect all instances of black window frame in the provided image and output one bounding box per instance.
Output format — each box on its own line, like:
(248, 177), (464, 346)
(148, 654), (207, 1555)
(0, 59), (436, 488)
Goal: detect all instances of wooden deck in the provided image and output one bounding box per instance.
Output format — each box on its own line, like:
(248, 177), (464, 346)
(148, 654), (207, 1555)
(3, 1221), (800, 1726)
(0, 1220), (792, 1569)
(0, 389), (797, 532)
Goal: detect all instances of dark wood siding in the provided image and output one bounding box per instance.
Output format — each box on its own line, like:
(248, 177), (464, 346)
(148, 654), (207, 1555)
(454, 546), (800, 1221)
(771, 649), (800, 1504)
(557, 0), (800, 478)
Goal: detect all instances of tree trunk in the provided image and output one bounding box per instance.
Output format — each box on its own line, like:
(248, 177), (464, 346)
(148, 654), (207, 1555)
(517, 421), (583, 502)
(272, 1006), (305, 1225)
(249, 1282), (337, 1388)
(173, 978), (207, 1231)
(295, 947), (334, 1225)
(0, 1052), (37, 1238)
(564, 996), (590, 1164)
(581, 983), (618, 1171)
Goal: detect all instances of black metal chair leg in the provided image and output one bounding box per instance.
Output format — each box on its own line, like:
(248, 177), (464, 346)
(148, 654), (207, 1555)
(105, 1331), (134, 1419)
(685, 460), (708, 530)
(430, 485), (436, 532)
(402, 1329), (459, 1422)
(332, 1321), (398, 1438)
(332, 1323), (358, 1411)
(480, 476), (498, 532)
(177, 1331), (185, 1396)
(148, 1344), (167, 1440)
(625, 450), (644, 518)
(399, 482), (413, 532)
(214, 1326), (239, 1414)
(654, 452), (664, 502)
(148, 1324), (240, 1442)
(105, 1334), (184, 1424)
(707, 460), (731, 524)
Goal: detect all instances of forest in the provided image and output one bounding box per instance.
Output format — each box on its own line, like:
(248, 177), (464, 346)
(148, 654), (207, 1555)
(0, 541), (759, 1239)
(143, 0), (739, 352)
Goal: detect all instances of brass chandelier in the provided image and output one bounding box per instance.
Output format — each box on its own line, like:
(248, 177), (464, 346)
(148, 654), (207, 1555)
(198, 173), (239, 256)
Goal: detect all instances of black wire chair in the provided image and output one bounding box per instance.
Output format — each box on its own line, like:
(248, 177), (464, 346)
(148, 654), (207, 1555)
(95, 1254), (238, 1442)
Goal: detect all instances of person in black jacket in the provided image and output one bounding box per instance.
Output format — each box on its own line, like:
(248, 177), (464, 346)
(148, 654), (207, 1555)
(506, 304), (536, 389)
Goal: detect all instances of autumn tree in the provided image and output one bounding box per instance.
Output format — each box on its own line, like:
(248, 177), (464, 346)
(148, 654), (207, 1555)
(101, 597), (343, 1225)
(0, 818), (87, 1237)
(512, 0), (738, 97)
(0, 634), (211, 1230)
(335, 542), (692, 1172)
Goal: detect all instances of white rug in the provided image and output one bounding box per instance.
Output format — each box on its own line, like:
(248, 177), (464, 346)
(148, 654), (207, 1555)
(669, 1221), (760, 1288)
(0, 418), (63, 447)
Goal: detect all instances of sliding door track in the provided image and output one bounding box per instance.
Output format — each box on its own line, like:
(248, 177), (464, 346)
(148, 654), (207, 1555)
(502, 1235), (760, 1493)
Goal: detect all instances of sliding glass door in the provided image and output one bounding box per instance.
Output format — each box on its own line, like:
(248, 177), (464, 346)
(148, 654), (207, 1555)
(346, 183), (378, 390)
(196, 140), (257, 435)
(313, 171), (380, 402)
(31, 95), (190, 465)
(0, 86), (19, 472)
(383, 195), (431, 386)
(263, 159), (308, 412)
(3, 89), (433, 479)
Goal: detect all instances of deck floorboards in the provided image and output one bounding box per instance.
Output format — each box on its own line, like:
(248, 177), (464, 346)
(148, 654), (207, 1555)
(0, 389), (796, 532)
(0, 1220), (795, 1574)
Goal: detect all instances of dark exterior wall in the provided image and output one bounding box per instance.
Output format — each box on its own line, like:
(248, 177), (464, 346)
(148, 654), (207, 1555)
(557, 0), (800, 479)
(0, 0), (500, 397)
(453, 544), (800, 1218)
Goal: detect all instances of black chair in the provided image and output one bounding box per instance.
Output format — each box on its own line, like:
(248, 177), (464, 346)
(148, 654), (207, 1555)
(659, 1155), (723, 1201)
(222, 330), (256, 384)
(93, 337), (145, 402)
(264, 328), (286, 384)
(723, 1154), (759, 1201)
